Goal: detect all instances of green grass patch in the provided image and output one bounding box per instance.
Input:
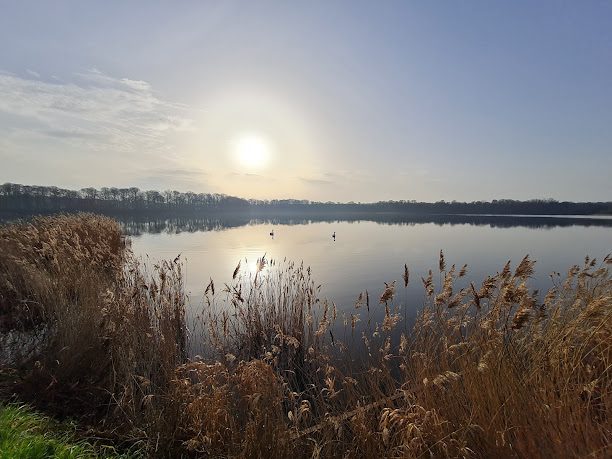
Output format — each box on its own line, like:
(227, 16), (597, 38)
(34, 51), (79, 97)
(0, 404), (136, 459)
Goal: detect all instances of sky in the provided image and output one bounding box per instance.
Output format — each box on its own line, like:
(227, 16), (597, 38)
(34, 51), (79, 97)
(1, 1), (611, 202)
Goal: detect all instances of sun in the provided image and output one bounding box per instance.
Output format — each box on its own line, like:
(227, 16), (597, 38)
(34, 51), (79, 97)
(232, 134), (271, 169)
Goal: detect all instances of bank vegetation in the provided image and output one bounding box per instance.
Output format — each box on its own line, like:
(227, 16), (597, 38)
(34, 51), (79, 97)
(0, 214), (609, 458)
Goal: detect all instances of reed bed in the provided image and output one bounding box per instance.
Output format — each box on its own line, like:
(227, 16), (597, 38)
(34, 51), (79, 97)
(0, 214), (610, 458)
(0, 215), (187, 444)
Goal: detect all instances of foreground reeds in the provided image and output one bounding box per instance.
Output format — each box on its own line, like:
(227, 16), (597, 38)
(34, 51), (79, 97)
(0, 214), (610, 458)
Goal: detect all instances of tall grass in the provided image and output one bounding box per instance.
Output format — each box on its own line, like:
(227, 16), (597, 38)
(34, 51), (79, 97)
(0, 214), (187, 443)
(0, 214), (610, 458)
(0, 403), (137, 459)
(390, 254), (611, 458)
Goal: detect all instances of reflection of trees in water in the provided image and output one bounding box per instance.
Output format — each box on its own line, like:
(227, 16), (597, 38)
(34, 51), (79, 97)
(120, 212), (612, 236)
(121, 215), (252, 236)
(3, 211), (611, 234)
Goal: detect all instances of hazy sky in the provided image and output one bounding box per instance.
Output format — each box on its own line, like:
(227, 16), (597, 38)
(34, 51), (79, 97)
(1, 1), (611, 202)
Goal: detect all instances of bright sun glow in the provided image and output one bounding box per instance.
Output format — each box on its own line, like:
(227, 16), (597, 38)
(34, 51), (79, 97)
(233, 134), (271, 169)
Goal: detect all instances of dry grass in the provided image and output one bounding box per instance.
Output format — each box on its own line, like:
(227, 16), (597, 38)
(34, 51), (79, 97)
(389, 253), (611, 458)
(0, 214), (187, 445)
(1, 215), (610, 458)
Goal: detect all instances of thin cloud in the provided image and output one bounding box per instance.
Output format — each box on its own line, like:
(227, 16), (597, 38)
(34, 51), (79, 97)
(229, 172), (263, 178)
(42, 128), (99, 140)
(145, 167), (207, 178)
(167, 168), (207, 177)
(299, 171), (373, 186)
(0, 69), (194, 156)
(300, 177), (333, 185)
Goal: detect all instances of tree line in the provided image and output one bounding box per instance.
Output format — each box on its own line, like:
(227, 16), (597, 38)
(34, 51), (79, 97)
(1, 182), (610, 216)
(0, 183), (249, 213)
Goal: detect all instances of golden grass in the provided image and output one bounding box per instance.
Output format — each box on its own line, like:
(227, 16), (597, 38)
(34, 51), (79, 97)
(391, 254), (611, 458)
(0, 214), (186, 431)
(1, 215), (610, 458)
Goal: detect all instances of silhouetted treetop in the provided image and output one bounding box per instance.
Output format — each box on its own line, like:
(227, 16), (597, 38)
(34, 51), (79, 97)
(1, 182), (611, 216)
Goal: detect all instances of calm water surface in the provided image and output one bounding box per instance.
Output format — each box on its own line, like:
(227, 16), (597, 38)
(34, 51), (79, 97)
(129, 216), (611, 325)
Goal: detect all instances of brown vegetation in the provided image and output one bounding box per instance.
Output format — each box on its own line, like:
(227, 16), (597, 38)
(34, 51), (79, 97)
(0, 214), (610, 458)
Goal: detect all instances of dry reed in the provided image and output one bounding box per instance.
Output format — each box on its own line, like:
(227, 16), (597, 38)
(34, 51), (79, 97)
(0, 216), (610, 458)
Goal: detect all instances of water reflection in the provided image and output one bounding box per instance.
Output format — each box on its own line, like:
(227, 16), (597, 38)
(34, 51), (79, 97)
(2, 212), (608, 357)
(128, 216), (610, 328)
(119, 213), (612, 236)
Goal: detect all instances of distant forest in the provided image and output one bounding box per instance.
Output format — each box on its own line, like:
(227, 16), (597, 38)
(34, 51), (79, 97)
(1, 182), (611, 216)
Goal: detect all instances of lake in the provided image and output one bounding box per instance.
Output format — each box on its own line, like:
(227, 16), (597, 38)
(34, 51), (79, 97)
(128, 214), (612, 331)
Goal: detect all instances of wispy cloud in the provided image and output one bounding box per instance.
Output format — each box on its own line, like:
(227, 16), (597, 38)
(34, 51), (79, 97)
(0, 69), (194, 156)
(299, 171), (374, 186)
(299, 176), (333, 185)
(146, 167), (207, 178)
(228, 172), (274, 180)
(141, 167), (207, 187)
